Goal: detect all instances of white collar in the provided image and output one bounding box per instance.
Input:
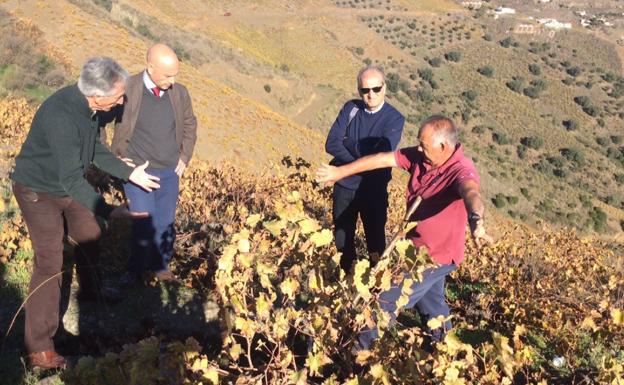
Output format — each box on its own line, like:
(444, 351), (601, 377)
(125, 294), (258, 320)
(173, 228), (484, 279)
(364, 100), (384, 114)
(143, 70), (158, 90)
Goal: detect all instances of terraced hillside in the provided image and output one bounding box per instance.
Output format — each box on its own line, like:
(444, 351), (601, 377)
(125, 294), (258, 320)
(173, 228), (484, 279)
(0, 0), (623, 236)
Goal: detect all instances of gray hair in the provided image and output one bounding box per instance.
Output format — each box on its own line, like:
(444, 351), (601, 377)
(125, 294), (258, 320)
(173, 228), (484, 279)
(357, 65), (385, 87)
(420, 115), (459, 146)
(77, 57), (128, 97)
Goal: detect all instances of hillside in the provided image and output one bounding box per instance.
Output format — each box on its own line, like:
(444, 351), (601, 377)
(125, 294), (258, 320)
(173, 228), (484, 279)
(2, 0), (623, 236)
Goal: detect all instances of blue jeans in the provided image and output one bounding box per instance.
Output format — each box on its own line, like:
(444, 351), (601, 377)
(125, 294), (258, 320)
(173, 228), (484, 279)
(359, 263), (457, 349)
(124, 166), (179, 275)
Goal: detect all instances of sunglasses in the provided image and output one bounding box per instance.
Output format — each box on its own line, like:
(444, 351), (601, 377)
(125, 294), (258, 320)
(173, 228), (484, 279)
(359, 84), (384, 94)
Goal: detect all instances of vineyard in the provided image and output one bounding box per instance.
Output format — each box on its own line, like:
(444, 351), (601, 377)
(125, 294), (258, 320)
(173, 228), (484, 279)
(0, 97), (622, 384)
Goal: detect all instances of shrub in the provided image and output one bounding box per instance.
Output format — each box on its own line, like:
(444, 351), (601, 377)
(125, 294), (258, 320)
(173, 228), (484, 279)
(428, 57), (442, 67)
(611, 135), (623, 144)
(445, 51), (461, 62)
(263, 84), (271, 93)
(493, 193), (507, 208)
(566, 66), (582, 77)
(517, 144), (527, 159)
(506, 77), (524, 93)
(528, 63), (541, 76)
(563, 119), (579, 131)
(483, 33), (493, 41)
(136, 24), (157, 40)
(520, 187), (531, 200)
(461, 89), (477, 102)
(418, 68), (434, 82)
(355, 47), (364, 55)
(416, 89), (433, 103)
(472, 125), (486, 134)
(561, 148), (585, 164)
(492, 131), (509, 145)
(507, 196), (519, 205)
(596, 137), (610, 146)
(478, 66), (494, 77)
(521, 136), (544, 150)
(386, 72), (400, 93)
(614, 173), (624, 184)
(499, 37), (513, 48)
(574, 95), (591, 107)
(590, 206), (607, 231)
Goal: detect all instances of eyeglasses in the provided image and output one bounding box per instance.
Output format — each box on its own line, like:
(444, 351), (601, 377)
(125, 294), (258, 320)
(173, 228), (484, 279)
(359, 84), (384, 94)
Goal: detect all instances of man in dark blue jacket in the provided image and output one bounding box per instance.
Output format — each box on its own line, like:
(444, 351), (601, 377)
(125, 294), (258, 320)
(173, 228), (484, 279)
(325, 65), (405, 272)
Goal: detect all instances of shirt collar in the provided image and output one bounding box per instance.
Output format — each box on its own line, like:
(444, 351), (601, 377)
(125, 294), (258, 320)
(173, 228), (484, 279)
(143, 70), (159, 91)
(364, 100), (384, 114)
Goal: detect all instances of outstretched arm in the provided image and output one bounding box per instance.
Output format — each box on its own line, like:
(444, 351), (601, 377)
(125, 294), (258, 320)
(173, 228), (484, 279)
(316, 151), (397, 186)
(458, 179), (493, 248)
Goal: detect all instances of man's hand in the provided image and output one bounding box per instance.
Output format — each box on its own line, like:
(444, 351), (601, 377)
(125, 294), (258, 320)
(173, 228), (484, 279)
(470, 219), (493, 248)
(119, 157), (136, 167)
(175, 159), (186, 177)
(129, 161), (161, 192)
(315, 164), (342, 186)
(109, 204), (149, 219)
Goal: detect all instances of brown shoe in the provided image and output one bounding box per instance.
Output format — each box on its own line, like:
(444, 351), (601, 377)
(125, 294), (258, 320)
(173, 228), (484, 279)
(28, 350), (67, 370)
(154, 269), (180, 283)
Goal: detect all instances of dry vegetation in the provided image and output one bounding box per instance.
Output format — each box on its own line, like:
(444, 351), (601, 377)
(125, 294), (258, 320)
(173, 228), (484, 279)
(0, 99), (622, 384)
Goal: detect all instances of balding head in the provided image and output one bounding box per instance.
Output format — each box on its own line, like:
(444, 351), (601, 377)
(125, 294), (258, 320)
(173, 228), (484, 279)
(417, 115), (459, 167)
(146, 43), (179, 90)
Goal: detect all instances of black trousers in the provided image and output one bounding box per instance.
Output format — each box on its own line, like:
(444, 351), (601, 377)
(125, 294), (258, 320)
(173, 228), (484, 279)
(332, 183), (388, 272)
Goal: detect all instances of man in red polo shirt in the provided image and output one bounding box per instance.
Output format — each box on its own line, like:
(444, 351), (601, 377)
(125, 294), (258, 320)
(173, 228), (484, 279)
(316, 115), (492, 348)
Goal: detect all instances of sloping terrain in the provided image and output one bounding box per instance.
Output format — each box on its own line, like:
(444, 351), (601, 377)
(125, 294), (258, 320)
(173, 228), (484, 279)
(0, 0), (623, 235)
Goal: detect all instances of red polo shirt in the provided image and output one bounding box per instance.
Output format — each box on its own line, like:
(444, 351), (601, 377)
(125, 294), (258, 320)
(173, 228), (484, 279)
(394, 144), (479, 266)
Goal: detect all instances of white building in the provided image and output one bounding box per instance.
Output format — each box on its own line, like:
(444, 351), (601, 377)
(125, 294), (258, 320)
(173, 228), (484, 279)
(538, 18), (572, 29)
(495, 7), (516, 14)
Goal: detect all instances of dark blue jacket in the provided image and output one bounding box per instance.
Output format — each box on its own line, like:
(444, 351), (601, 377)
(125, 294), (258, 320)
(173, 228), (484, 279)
(325, 99), (404, 190)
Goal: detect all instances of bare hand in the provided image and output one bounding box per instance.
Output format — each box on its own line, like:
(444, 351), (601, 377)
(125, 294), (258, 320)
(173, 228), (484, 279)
(470, 219), (494, 248)
(175, 159), (186, 177)
(315, 164), (341, 186)
(129, 161), (161, 192)
(119, 157), (136, 167)
(109, 204), (149, 219)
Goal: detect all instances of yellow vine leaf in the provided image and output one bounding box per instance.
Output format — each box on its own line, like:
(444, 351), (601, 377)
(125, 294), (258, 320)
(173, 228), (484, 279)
(370, 364), (391, 385)
(0, 199), (5, 214)
(354, 259), (371, 301)
(298, 218), (320, 234)
(378, 268), (392, 292)
(201, 366), (219, 385)
(310, 229), (333, 248)
(237, 238), (250, 253)
(263, 219), (286, 237)
(611, 308), (623, 325)
(229, 343), (242, 361)
(395, 239), (412, 259)
(218, 245), (237, 273)
(343, 378), (359, 385)
(245, 213), (262, 228)
(235, 316), (256, 338)
(306, 351), (329, 376)
(492, 331), (515, 378)
(255, 294), (272, 320)
(580, 316), (599, 332)
(396, 278), (414, 311)
(403, 221), (418, 233)
(280, 277), (300, 299)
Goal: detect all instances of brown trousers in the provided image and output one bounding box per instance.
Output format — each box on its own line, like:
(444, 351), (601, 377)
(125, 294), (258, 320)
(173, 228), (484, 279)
(13, 182), (102, 353)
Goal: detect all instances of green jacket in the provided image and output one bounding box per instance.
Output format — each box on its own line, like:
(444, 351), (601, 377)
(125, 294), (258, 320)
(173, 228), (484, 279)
(11, 84), (132, 218)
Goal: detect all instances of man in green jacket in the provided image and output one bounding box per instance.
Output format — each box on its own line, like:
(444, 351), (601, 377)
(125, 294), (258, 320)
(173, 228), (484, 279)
(11, 57), (160, 370)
